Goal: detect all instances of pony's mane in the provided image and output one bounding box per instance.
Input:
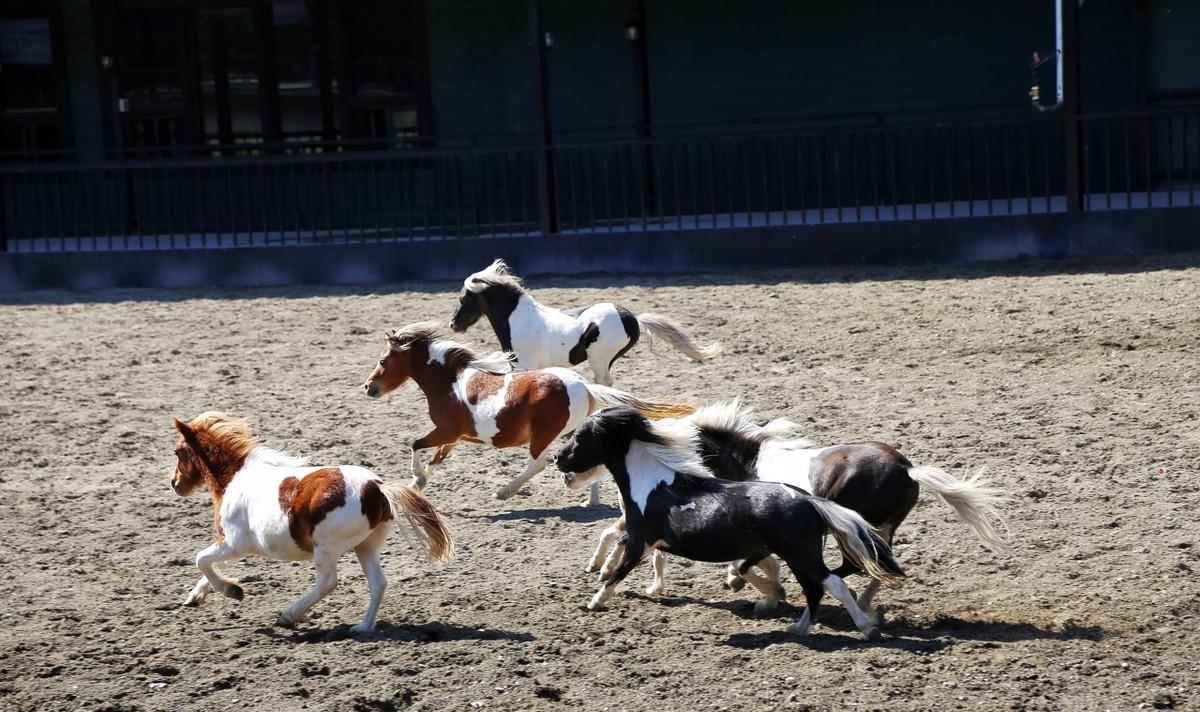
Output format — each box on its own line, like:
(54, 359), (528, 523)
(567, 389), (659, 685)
(186, 411), (258, 463)
(246, 445), (310, 468)
(688, 400), (815, 449)
(634, 415), (714, 479)
(463, 259), (525, 295)
(388, 321), (514, 373)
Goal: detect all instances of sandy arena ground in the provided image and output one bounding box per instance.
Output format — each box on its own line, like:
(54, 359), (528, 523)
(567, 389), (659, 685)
(1, 255), (1199, 711)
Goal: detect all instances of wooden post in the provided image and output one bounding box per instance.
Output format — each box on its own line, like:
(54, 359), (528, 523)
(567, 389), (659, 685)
(1062, 0), (1084, 211)
(528, 0), (557, 235)
(630, 0), (655, 219)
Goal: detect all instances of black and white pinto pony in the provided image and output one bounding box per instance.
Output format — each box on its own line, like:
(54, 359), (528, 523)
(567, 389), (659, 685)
(448, 260), (721, 386)
(556, 406), (906, 640)
(588, 401), (1011, 623)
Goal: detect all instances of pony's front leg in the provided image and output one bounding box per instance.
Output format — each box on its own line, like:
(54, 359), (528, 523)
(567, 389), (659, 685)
(277, 549), (339, 628)
(588, 518), (625, 572)
(188, 539), (242, 605)
(410, 431), (458, 490)
(587, 541), (646, 610)
(645, 550), (667, 596)
(599, 540), (625, 580)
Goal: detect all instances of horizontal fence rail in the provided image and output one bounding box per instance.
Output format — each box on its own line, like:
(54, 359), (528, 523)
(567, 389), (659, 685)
(1, 109), (1197, 252)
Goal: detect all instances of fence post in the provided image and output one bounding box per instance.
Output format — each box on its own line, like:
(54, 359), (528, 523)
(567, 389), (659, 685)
(1062, 0), (1084, 211)
(528, 0), (558, 235)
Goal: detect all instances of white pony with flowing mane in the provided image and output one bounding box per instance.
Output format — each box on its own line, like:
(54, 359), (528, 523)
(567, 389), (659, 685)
(448, 259), (721, 386)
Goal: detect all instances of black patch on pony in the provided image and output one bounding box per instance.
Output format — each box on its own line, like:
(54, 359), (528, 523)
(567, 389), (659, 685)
(568, 323), (601, 365)
(608, 306), (641, 368)
(470, 281), (523, 352)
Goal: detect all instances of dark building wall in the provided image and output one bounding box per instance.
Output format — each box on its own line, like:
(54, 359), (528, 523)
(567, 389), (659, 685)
(644, 0), (1055, 132)
(62, 0), (105, 159)
(1080, 0), (1140, 113)
(424, 0), (534, 144)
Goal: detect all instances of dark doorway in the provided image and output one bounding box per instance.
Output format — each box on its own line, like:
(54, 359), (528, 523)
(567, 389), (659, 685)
(0, 1), (68, 156)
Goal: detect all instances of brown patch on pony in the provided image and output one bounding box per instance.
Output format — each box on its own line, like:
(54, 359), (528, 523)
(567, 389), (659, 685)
(493, 371), (570, 456)
(278, 468), (348, 552)
(360, 479), (393, 529)
(464, 370), (503, 404)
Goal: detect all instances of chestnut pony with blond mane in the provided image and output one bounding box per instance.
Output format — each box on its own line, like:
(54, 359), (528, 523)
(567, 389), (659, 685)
(170, 412), (453, 633)
(363, 321), (694, 505)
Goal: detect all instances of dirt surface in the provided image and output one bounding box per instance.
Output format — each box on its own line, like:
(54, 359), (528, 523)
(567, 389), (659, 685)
(2, 254), (1199, 712)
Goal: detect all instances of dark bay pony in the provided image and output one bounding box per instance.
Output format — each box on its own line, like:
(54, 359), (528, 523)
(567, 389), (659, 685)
(591, 401), (1010, 620)
(362, 322), (694, 505)
(556, 406), (906, 640)
(448, 260), (720, 386)
(169, 412), (453, 632)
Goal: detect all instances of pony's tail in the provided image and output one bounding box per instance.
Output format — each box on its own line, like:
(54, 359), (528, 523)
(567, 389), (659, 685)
(809, 498), (906, 588)
(586, 384), (697, 420)
(636, 313), (722, 362)
(379, 481), (455, 562)
(908, 465), (1012, 555)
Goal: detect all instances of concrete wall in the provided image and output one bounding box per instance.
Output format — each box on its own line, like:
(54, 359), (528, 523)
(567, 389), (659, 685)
(4, 207), (1198, 293)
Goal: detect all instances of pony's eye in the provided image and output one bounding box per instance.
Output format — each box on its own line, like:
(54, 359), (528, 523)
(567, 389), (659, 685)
(379, 359), (385, 366)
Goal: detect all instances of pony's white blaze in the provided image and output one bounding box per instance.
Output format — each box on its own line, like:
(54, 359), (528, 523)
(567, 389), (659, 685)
(755, 442), (829, 492)
(625, 441), (677, 513)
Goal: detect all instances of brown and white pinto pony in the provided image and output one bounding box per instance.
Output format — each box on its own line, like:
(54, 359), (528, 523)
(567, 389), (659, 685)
(362, 321), (695, 505)
(170, 412), (453, 632)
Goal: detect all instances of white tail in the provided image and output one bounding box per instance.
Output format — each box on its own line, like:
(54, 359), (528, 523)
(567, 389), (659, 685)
(908, 465), (1011, 554)
(809, 498), (906, 588)
(586, 383), (697, 420)
(378, 481), (455, 562)
(636, 313), (721, 361)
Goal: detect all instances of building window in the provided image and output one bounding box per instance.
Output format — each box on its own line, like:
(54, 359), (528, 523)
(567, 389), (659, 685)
(0, 9), (65, 154)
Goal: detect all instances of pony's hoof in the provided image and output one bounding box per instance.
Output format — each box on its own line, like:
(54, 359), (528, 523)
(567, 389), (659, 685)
(725, 576), (746, 592)
(753, 597), (779, 617)
(182, 593), (205, 607)
(645, 583), (664, 597)
(350, 623), (375, 634)
(585, 561), (601, 573)
(863, 627), (882, 642)
(224, 584), (244, 601)
(408, 478), (426, 491)
(586, 596), (607, 611)
(495, 486), (512, 500)
(786, 621), (811, 636)
(276, 612), (304, 628)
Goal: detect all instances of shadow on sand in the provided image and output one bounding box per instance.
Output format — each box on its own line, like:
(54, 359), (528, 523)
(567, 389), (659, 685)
(8, 251), (1197, 305)
(631, 592), (1104, 653)
(462, 503), (620, 524)
(256, 619), (536, 645)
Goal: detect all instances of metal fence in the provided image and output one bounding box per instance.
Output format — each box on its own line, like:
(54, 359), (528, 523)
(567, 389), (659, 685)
(2, 108), (1197, 253)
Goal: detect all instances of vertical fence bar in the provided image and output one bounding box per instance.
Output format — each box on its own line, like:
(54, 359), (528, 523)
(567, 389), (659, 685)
(1104, 119), (1112, 210)
(1165, 115), (1174, 207)
(796, 136), (807, 225)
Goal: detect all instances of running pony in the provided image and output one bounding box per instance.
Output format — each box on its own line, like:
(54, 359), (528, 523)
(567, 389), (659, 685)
(590, 401), (1010, 620)
(362, 321), (694, 505)
(169, 412), (453, 632)
(557, 406), (906, 640)
(448, 259), (720, 386)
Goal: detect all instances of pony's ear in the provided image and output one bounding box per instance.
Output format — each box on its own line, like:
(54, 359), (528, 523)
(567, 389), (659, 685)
(173, 418), (202, 449)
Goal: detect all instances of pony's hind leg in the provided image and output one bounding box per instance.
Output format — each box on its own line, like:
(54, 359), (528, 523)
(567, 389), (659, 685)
(822, 574), (881, 640)
(587, 353), (615, 387)
(352, 525), (391, 633)
(731, 557), (786, 615)
(786, 578), (825, 636)
(496, 450), (550, 500)
(278, 549), (339, 628)
(600, 540), (626, 580)
(645, 550), (666, 596)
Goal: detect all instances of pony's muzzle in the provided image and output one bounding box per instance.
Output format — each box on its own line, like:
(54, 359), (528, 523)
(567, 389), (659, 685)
(364, 382), (380, 398)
